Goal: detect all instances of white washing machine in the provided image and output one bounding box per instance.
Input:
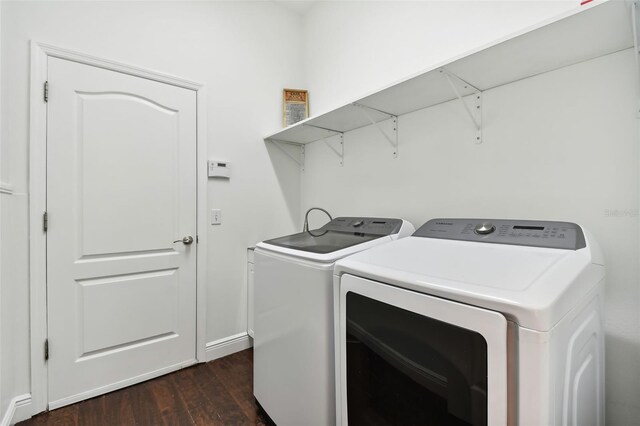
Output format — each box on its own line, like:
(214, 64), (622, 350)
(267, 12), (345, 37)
(254, 217), (415, 426)
(333, 218), (605, 426)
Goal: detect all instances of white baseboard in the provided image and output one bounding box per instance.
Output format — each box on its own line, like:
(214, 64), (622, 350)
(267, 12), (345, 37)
(205, 332), (253, 362)
(1, 394), (32, 426)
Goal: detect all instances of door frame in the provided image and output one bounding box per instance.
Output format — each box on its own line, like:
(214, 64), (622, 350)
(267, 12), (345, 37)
(28, 41), (208, 414)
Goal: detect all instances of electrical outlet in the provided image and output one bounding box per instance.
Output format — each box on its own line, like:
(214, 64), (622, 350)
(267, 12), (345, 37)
(211, 209), (222, 225)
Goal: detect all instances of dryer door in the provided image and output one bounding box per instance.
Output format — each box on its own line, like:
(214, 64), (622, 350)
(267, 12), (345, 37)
(336, 274), (508, 426)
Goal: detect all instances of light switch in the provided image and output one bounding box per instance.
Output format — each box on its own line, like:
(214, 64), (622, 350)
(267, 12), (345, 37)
(211, 209), (222, 225)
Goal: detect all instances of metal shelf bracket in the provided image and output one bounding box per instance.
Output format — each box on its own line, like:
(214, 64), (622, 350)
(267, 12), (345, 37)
(353, 103), (398, 158)
(440, 69), (483, 144)
(303, 124), (345, 166)
(269, 139), (305, 171)
(322, 134), (344, 166)
(632, 1), (640, 118)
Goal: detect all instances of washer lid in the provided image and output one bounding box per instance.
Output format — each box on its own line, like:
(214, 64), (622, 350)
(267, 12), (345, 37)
(261, 217), (404, 254)
(334, 234), (604, 331)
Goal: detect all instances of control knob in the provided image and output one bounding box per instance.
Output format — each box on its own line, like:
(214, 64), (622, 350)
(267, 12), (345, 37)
(352, 220), (365, 227)
(474, 222), (495, 235)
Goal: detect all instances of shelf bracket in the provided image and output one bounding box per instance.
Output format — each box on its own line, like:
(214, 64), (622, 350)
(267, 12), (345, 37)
(440, 69), (483, 144)
(269, 139), (305, 171)
(352, 103), (398, 158)
(303, 123), (342, 135)
(302, 124), (345, 166)
(632, 1), (640, 118)
(321, 134), (344, 166)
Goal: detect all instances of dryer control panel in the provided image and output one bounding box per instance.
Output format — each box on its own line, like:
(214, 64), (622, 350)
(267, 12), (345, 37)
(414, 218), (586, 250)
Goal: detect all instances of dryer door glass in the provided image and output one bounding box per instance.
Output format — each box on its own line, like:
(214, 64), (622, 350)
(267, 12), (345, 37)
(346, 292), (488, 426)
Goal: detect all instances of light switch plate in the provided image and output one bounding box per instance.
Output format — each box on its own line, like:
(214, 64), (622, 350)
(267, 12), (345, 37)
(211, 209), (222, 225)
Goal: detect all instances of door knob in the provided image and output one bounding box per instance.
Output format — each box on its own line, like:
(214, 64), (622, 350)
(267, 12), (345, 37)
(173, 235), (194, 245)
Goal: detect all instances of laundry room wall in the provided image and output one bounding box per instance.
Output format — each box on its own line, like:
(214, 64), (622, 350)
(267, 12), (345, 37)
(301, 2), (639, 424)
(0, 0), (304, 420)
(0, 1), (4, 420)
(303, 0), (576, 115)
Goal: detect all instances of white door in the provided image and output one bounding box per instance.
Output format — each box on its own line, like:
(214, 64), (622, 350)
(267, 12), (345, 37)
(46, 57), (197, 409)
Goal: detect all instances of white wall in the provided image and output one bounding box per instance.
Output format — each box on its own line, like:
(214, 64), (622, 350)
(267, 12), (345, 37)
(0, 0), (304, 419)
(302, 2), (639, 424)
(0, 0), (3, 420)
(304, 0), (576, 114)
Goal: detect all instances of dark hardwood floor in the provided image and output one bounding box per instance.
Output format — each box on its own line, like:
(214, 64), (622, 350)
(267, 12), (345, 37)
(19, 349), (271, 426)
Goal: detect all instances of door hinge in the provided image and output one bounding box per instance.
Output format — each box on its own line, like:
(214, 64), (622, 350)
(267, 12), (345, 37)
(44, 81), (49, 103)
(43, 211), (48, 232)
(44, 339), (49, 361)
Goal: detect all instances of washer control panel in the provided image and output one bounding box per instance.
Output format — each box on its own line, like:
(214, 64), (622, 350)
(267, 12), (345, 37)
(324, 217), (403, 236)
(414, 218), (586, 250)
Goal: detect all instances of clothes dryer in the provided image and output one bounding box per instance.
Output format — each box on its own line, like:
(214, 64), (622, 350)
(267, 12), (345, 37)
(334, 218), (605, 426)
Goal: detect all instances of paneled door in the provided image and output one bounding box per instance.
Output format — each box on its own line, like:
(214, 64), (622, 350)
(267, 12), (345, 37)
(46, 57), (197, 409)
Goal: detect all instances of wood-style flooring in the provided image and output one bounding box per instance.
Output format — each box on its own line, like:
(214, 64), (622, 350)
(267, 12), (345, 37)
(19, 349), (272, 426)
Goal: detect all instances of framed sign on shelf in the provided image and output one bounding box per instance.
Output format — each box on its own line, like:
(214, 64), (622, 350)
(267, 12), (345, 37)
(283, 89), (309, 127)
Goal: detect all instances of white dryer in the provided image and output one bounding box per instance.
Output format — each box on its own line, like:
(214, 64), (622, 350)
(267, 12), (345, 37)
(254, 217), (414, 426)
(333, 218), (605, 426)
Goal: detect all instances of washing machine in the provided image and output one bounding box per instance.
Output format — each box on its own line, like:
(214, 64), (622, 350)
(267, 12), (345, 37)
(254, 217), (415, 426)
(333, 218), (605, 426)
